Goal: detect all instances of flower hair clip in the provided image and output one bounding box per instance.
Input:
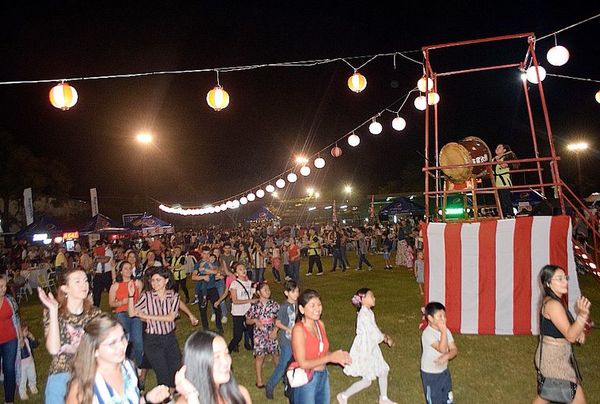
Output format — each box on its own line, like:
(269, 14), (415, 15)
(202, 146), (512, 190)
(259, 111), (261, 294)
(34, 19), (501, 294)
(351, 294), (362, 307)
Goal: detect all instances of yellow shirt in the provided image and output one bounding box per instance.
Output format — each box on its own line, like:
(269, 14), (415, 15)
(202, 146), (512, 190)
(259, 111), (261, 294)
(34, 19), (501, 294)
(54, 252), (67, 269)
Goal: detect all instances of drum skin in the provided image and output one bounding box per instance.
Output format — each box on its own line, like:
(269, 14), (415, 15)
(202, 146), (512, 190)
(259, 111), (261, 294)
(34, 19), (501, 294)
(439, 136), (491, 183)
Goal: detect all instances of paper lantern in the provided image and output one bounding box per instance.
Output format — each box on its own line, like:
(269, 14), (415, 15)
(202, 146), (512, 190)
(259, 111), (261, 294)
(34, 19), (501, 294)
(348, 72), (367, 93)
(287, 173), (298, 183)
(49, 83), (78, 110)
(347, 133), (360, 147)
(314, 157), (325, 169)
(369, 119), (383, 135)
(417, 76), (434, 92)
(232, 200), (240, 209)
(331, 146), (343, 158)
(547, 45), (570, 67)
(526, 66), (546, 84)
(427, 92), (440, 105)
(266, 184), (275, 193)
(596, 90), (600, 104)
(226, 201), (234, 209)
(256, 189), (265, 198)
(414, 96), (427, 111)
(240, 197), (248, 205)
(247, 192), (256, 202)
(392, 116), (406, 131)
(206, 85), (230, 111)
(300, 166), (311, 176)
(276, 179), (286, 188)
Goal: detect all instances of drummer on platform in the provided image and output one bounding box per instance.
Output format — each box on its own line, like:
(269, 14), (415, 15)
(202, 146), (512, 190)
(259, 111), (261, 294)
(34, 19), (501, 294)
(492, 144), (517, 218)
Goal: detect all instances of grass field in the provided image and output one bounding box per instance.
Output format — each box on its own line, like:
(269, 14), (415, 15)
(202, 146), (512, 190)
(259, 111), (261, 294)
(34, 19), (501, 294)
(6, 254), (600, 403)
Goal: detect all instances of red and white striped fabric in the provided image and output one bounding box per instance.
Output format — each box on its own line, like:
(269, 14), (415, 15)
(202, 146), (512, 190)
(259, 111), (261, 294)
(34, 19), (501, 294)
(423, 215), (581, 335)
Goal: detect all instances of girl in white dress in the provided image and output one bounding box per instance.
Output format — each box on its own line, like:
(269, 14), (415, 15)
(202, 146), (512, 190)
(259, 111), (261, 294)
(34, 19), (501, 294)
(337, 288), (396, 404)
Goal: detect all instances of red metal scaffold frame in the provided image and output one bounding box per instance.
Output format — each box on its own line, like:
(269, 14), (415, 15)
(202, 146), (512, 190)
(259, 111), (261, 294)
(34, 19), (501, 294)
(420, 33), (600, 275)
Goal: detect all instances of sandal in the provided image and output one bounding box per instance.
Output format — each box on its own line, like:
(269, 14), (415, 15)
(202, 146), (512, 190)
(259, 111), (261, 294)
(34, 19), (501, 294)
(256, 383), (265, 389)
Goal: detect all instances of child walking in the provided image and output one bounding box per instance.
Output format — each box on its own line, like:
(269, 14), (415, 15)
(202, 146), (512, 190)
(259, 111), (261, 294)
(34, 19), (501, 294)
(265, 280), (299, 399)
(337, 288), (396, 404)
(246, 282), (280, 388)
(414, 250), (425, 295)
(421, 302), (458, 404)
(19, 322), (39, 400)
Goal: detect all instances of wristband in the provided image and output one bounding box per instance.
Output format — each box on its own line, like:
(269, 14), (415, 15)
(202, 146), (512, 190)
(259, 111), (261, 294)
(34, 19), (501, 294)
(128, 295), (134, 298)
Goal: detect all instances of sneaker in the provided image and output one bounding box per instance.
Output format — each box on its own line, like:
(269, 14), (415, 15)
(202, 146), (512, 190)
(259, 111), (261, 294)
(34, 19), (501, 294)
(368, 266), (373, 271)
(306, 272), (313, 276)
(200, 297), (208, 308)
(284, 276), (292, 281)
(190, 298), (199, 305)
(211, 313), (216, 322)
(336, 393), (348, 404)
(266, 386), (274, 400)
(316, 272), (323, 276)
(222, 316), (228, 324)
(20, 392), (29, 401)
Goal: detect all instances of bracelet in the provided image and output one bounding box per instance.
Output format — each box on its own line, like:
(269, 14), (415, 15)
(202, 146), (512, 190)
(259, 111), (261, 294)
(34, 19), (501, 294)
(128, 295), (134, 298)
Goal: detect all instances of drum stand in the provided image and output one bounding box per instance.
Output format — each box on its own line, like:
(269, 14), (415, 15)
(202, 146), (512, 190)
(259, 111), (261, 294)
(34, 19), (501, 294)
(441, 168), (503, 221)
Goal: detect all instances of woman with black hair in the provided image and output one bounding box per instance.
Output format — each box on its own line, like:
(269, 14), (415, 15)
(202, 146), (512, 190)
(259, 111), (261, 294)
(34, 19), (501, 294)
(492, 144), (518, 218)
(175, 330), (251, 403)
(533, 264), (591, 404)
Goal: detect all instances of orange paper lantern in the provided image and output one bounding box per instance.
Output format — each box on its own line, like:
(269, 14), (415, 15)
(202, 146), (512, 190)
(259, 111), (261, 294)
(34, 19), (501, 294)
(49, 83), (78, 110)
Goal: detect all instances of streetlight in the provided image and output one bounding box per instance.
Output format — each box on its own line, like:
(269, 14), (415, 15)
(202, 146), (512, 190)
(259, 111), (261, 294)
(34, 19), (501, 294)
(567, 141), (588, 196)
(344, 184), (352, 204)
(136, 132), (153, 211)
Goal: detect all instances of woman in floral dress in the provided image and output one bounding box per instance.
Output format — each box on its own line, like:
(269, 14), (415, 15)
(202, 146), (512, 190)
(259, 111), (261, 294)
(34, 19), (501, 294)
(246, 282), (280, 388)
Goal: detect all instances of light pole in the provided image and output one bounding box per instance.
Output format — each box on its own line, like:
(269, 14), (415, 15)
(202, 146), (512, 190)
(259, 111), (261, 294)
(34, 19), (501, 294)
(344, 185), (352, 203)
(567, 142), (588, 196)
(136, 132), (153, 212)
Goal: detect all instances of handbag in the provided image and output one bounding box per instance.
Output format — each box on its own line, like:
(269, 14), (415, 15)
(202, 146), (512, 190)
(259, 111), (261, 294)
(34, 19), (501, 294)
(535, 304), (578, 403)
(286, 320), (323, 388)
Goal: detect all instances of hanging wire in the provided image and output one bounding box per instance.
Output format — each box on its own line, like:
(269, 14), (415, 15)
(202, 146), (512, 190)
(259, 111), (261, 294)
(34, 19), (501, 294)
(546, 73), (600, 83)
(535, 12), (600, 42)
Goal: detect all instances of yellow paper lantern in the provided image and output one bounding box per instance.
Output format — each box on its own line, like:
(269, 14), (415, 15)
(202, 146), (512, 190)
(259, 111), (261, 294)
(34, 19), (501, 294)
(348, 72), (367, 93)
(206, 85), (230, 111)
(595, 90), (600, 104)
(49, 83), (78, 110)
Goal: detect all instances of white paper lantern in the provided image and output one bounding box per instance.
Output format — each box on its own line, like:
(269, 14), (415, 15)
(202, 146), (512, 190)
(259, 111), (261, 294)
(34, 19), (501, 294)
(247, 193), (256, 202)
(526, 65), (546, 84)
(256, 189), (265, 198)
(417, 76), (434, 92)
(546, 45), (570, 66)
(266, 184), (275, 193)
(226, 201), (234, 209)
(240, 197), (248, 205)
(427, 92), (440, 105)
(287, 173), (298, 183)
(314, 157), (325, 169)
(369, 120), (383, 135)
(596, 90), (600, 104)
(347, 133), (360, 147)
(276, 179), (286, 188)
(300, 166), (311, 176)
(392, 116), (406, 131)
(220, 203), (227, 211)
(232, 200), (240, 209)
(214, 206), (222, 213)
(414, 96), (427, 111)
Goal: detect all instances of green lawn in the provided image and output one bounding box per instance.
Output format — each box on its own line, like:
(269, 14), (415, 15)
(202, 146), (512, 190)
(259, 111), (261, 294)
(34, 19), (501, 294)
(8, 254), (600, 403)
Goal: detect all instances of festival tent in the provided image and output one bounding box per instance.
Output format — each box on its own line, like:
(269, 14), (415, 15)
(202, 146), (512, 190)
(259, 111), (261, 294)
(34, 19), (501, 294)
(79, 214), (127, 235)
(245, 206), (278, 222)
(378, 196), (424, 219)
(15, 215), (66, 241)
(125, 214), (174, 236)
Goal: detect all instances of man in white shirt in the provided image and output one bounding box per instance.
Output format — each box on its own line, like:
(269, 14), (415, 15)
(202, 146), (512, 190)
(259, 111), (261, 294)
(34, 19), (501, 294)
(92, 240), (115, 307)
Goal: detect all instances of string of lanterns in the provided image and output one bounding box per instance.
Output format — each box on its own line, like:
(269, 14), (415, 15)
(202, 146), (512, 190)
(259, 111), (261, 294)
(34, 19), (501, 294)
(21, 13), (598, 111)
(159, 87), (420, 216)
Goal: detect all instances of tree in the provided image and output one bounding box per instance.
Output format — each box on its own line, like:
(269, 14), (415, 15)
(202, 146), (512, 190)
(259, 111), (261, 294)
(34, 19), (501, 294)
(0, 132), (73, 228)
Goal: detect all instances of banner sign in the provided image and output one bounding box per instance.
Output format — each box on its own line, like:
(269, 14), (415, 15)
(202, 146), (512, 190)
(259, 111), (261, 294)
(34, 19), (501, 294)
(90, 188), (99, 217)
(23, 188), (34, 225)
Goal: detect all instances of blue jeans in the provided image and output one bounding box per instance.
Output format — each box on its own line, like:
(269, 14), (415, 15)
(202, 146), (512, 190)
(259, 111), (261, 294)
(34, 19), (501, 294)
(254, 267), (265, 283)
(216, 279), (228, 317)
(0, 338), (18, 403)
(115, 311), (144, 365)
(292, 369), (329, 404)
(421, 369), (453, 404)
(45, 372), (70, 403)
(266, 341), (292, 393)
(290, 261), (300, 283)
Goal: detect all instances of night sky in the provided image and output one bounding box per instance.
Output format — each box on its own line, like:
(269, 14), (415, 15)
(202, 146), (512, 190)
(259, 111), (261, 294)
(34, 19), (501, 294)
(1, 2), (598, 219)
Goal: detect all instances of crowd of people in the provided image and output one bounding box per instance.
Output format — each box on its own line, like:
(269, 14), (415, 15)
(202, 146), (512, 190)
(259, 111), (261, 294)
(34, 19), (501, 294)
(0, 218), (593, 403)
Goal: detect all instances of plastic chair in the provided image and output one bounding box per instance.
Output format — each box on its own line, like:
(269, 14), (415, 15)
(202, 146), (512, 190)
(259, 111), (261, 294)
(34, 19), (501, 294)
(16, 285), (29, 303)
(37, 273), (55, 293)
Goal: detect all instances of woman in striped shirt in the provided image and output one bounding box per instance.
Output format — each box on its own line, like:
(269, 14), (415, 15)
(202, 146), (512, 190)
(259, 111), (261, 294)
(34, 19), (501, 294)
(128, 266), (182, 389)
(66, 313), (170, 404)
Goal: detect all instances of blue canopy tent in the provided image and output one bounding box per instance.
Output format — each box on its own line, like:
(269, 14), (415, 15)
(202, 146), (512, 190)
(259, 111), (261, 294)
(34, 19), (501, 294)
(79, 214), (127, 235)
(378, 197), (424, 221)
(15, 215), (65, 241)
(245, 207), (278, 222)
(125, 214), (174, 236)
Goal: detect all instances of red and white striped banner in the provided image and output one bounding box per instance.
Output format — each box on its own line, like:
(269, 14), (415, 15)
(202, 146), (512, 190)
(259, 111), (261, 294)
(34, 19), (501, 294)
(423, 215), (581, 335)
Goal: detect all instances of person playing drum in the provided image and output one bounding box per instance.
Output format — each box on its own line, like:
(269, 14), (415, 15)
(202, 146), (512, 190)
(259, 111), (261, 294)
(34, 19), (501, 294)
(492, 144), (517, 218)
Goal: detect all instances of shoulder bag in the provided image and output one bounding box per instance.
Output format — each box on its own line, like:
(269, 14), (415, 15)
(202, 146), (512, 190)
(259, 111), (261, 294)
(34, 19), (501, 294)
(286, 320), (323, 388)
(535, 304), (578, 403)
